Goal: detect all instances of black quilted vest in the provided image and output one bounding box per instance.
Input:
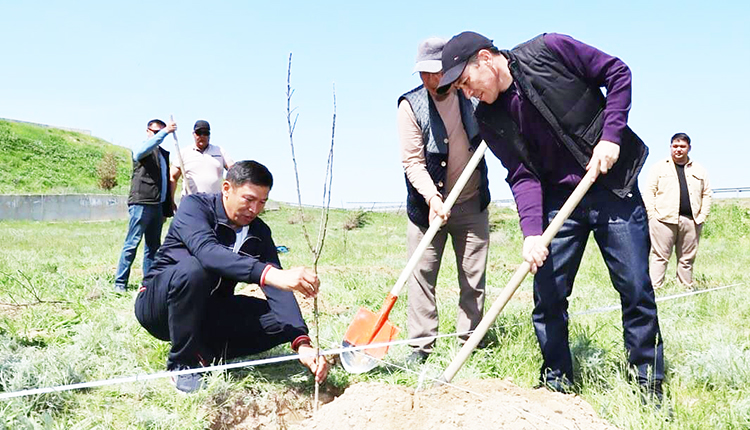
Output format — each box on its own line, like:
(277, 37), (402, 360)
(399, 86), (490, 227)
(127, 147), (174, 217)
(475, 34), (648, 198)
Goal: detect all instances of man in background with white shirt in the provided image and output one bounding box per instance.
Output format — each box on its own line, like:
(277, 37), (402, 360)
(170, 119), (233, 202)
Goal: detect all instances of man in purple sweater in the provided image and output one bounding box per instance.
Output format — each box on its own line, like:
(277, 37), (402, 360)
(438, 32), (664, 400)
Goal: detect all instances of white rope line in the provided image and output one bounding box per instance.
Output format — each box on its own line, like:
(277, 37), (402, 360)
(0, 282), (741, 401)
(0, 331), (469, 401)
(461, 282), (745, 334)
(573, 283), (743, 316)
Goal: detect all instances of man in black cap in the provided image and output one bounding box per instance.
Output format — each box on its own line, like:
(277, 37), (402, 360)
(438, 32), (664, 401)
(398, 37), (490, 365)
(170, 120), (234, 203)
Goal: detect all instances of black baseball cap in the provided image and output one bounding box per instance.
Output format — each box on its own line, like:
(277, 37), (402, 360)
(437, 31), (495, 94)
(193, 120), (210, 132)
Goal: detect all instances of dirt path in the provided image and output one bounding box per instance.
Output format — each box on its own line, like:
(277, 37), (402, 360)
(298, 379), (618, 430)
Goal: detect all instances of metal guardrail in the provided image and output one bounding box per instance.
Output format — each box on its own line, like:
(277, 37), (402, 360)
(3, 188), (746, 222)
(342, 188), (750, 211)
(341, 188), (750, 211)
(275, 201), (408, 212)
(343, 199), (517, 212)
(712, 187), (750, 198)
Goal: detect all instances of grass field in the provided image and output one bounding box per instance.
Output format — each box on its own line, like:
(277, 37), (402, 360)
(0, 120), (132, 195)
(0, 201), (749, 429)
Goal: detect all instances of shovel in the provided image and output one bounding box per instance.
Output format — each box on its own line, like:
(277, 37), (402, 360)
(170, 114), (191, 196)
(340, 141), (489, 374)
(435, 167), (598, 384)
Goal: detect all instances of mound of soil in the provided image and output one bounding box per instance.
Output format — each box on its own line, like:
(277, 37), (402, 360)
(299, 379), (617, 430)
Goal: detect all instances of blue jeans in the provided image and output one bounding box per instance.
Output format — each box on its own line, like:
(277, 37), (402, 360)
(115, 204), (164, 289)
(533, 186), (664, 384)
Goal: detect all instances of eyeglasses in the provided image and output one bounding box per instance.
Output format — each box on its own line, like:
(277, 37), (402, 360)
(195, 130), (210, 136)
(147, 128), (162, 134)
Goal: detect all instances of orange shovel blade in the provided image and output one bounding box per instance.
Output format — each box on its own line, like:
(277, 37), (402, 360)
(343, 307), (400, 359)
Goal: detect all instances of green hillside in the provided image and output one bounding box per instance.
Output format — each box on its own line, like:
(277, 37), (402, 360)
(0, 119), (132, 194)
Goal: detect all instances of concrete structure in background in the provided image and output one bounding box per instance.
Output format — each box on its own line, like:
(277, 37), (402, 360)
(0, 195), (281, 222)
(0, 195), (127, 221)
(0, 117), (91, 135)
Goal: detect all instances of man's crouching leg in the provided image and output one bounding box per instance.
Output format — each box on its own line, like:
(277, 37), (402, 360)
(135, 256), (219, 392)
(202, 294), (302, 361)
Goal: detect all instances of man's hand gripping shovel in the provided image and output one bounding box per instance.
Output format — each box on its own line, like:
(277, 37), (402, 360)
(435, 166), (598, 385)
(340, 141), (489, 374)
(170, 115), (191, 196)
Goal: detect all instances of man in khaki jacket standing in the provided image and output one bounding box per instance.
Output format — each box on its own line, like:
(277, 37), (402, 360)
(643, 133), (712, 289)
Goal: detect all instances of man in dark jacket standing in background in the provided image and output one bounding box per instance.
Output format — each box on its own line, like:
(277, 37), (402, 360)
(438, 32), (664, 402)
(114, 118), (177, 293)
(135, 160), (328, 393)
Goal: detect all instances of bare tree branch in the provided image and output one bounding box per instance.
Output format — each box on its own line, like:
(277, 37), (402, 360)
(312, 83), (336, 412)
(313, 84), (336, 270)
(0, 270), (68, 306)
(17, 269), (43, 303)
(285, 55), (337, 414)
(286, 53), (315, 254)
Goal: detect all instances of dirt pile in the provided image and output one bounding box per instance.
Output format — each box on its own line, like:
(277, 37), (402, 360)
(298, 379), (618, 430)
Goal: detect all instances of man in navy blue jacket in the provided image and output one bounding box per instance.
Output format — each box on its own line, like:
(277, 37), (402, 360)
(135, 160), (328, 393)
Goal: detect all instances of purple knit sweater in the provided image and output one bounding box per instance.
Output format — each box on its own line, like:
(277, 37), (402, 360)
(480, 33), (632, 236)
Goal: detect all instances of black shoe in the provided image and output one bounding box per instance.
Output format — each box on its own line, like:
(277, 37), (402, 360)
(639, 379), (669, 413)
(404, 350), (429, 368)
(476, 337), (492, 350)
(537, 377), (574, 394)
(170, 364), (205, 393)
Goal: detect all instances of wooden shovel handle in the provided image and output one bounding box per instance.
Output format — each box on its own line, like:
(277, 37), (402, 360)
(437, 167), (598, 384)
(387, 141), (489, 299)
(170, 114), (190, 196)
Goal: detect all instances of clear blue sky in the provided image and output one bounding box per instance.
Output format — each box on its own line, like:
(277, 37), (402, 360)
(2, 1), (748, 205)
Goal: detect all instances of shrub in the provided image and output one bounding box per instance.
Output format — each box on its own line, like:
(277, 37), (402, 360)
(488, 205), (521, 233)
(343, 210), (371, 230)
(96, 151), (118, 190)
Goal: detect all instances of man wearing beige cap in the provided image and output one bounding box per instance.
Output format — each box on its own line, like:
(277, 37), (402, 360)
(170, 120), (234, 203)
(398, 37), (490, 365)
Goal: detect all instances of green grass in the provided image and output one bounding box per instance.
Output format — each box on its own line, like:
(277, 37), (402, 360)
(0, 202), (749, 429)
(0, 120), (132, 195)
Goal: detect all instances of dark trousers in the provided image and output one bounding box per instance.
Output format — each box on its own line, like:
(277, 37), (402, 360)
(533, 186), (664, 384)
(135, 257), (295, 369)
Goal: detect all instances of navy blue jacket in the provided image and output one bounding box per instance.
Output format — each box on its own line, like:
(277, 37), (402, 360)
(146, 192), (308, 337)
